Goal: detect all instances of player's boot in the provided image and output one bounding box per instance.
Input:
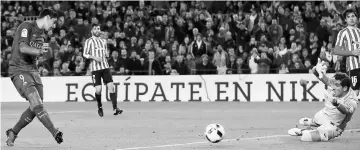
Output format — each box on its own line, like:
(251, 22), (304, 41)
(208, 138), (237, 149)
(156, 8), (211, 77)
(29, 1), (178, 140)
(5, 129), (17, 146)
(288, 128), (303, 136)
(299, 117), (312, 126)
(113, 108), (123, 115)
(53, 129), (63, 144)
(98, 107), (104, 117)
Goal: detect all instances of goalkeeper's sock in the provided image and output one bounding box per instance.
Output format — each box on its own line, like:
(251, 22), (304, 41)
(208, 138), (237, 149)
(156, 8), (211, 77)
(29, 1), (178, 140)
(12, 107), (36, 135)
(301, 130), (322, 142)
(95, 93), (102, 108)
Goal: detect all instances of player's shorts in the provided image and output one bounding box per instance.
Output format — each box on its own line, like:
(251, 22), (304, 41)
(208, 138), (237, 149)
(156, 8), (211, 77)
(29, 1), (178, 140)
(311, 111), (343, 141)
(91, 69), (113, 86)
(312, 110), (331, 127)
(11, 71), (43, 100)
(348, 68), (360, 90)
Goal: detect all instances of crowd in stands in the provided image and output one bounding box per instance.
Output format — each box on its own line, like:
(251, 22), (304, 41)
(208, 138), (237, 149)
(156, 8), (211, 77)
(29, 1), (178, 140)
(1, 1), (360, 77)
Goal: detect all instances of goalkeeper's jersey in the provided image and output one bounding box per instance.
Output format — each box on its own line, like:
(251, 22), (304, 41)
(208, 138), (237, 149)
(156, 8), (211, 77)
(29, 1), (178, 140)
(321, 88), (358, 127)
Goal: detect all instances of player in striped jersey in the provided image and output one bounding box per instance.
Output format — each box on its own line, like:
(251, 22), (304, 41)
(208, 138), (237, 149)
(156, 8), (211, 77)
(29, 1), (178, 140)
(83, 24), (123, 117)
(333, 8), (360, 97)
(288, 58), (358, 142)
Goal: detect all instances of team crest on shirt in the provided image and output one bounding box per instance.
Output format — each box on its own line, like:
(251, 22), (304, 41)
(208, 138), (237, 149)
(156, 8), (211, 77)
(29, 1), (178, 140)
(21, 29), (28, 37)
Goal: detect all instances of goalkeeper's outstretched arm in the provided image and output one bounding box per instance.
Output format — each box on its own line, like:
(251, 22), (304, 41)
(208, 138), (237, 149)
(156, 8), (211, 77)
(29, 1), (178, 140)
(311, 62), (330, 86)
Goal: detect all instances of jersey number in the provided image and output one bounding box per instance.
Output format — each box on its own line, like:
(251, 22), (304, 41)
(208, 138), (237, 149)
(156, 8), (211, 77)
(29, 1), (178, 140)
(352, 76), (357, 87)
(19, 75), (25, 83)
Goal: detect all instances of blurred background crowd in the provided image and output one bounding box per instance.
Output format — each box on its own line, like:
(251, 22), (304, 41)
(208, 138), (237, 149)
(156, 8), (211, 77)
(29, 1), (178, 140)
(1, 1), (360, 77)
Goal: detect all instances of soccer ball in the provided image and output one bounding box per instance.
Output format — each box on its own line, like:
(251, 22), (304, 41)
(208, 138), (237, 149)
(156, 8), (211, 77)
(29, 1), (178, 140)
(204, 123), (225, 143)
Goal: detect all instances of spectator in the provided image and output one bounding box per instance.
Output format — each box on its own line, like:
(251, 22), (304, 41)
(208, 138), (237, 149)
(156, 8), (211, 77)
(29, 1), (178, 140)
(227, 55), (237, 74)
(108, 50), (121, 72)
(128, 37), (141, 56)
(143, 50), (162, 75)
(316, 19), (331, 45)
(268, 19), (283, 45)
(190, 34), (207, 64)
(172, 55), (189, 75)
(127, 51), (142, 75)
(248, 48), (259, 74)
(235, 21), (250, 48)
(196, 54), (216, 75)
(185, 53), (196, 75)
(255, 52), (272, 74)
(213, 44), (229, 74)
(0, 1), (352, 76)
(119, 49), (130, 74)
(278, 63), (289, 74)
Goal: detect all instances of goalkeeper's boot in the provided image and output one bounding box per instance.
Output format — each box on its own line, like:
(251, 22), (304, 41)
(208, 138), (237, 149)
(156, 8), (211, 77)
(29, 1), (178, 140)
(288, 128), (303, 136)
(6, 129), (17, 146)
(299, 117), (312, 126)
(98, 107), (104, 117)
(53, 129), (63, 144)
(113, 108), (123, 116)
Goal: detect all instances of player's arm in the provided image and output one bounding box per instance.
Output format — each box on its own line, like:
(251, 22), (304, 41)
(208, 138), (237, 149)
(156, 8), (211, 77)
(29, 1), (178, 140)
(333, 98), (358, 115)
(333, 30), (359, 56)
(105, 39), (109, 58)
(18, 23), (44, 56)
(333, 46), (355, 56)
(312, 67), (330, 85)
(311, 59), (330, 86)
(19, 42), (45, 56)
(83, 39), (95, 59)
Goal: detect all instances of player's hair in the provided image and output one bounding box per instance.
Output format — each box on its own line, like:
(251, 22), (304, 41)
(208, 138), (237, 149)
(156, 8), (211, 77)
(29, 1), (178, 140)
(39, 8), (58, 19)
(333, 73), (351, 90)
(92, 23), (100, 29)
(342, 8), (358, 20)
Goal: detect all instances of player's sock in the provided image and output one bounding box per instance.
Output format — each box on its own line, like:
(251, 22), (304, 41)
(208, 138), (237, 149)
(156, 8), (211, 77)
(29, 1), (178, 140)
(95, 93), (102, 108)
(33, 105), (58, 137)
(110, 92), (117, 110)
(301, 130), (322, 142)
(12, 107), (36, 135)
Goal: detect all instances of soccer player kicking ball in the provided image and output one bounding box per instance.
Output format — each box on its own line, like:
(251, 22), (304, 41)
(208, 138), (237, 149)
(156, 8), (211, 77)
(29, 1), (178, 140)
(5, 9), (63, 146)
(288, 58), (358, 142)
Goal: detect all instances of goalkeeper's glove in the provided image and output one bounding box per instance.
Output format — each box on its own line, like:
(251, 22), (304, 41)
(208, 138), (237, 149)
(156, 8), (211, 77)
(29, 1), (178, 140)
(314, 58), (327, 79)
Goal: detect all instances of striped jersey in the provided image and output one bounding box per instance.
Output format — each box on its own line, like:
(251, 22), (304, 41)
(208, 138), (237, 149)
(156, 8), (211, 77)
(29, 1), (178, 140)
(83, 36), (110, 72)
(335, 26), (360, 71)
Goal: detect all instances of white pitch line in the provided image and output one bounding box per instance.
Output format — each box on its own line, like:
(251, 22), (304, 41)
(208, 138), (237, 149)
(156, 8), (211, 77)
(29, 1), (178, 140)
(2, 110), (91, 116)
(115, 129), (360, 150)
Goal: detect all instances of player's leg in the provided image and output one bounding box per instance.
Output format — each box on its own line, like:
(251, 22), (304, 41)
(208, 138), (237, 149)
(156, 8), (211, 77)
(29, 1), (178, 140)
(92, 71), (103, 117)
(288, 112), (323, 136)
(6, 74), (37, 146)
(103, 69), (123, 115)
(30, 72), (63, 143)
(27, 87), (63, 144)
(301, 123), (343, 142)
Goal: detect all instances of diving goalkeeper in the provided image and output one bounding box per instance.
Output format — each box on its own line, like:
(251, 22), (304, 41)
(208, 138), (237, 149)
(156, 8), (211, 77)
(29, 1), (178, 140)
(288, 58), (358, 142)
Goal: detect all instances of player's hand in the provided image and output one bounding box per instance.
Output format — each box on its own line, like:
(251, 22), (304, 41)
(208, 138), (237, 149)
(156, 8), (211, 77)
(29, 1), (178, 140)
(94, 57), (103, 62)
(41, 43), (49, 55)
(315, 58), (327, 78)
(330, 98), (338, 106)
(351, 50), (360, 56)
